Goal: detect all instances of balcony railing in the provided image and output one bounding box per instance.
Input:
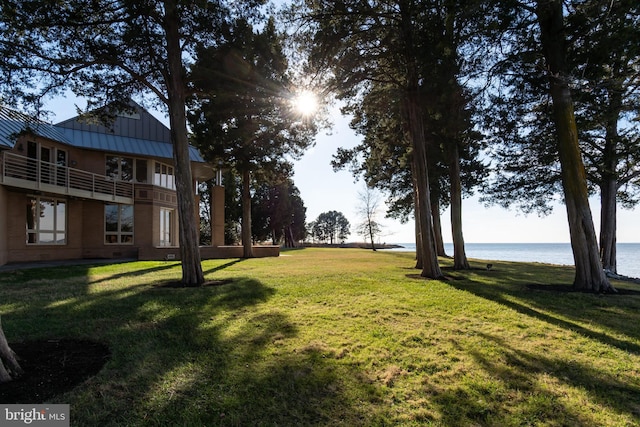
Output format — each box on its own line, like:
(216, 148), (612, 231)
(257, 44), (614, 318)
(0, 151), (134, 203)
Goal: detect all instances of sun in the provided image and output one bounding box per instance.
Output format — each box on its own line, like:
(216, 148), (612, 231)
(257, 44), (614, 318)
(292, 90), (318, 116)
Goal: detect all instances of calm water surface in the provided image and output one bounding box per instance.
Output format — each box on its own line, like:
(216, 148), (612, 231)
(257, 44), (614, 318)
(387, 243), (640, 278)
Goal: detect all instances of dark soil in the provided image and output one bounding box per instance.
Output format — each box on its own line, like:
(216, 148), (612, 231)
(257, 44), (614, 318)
(0, 339), (110, 403)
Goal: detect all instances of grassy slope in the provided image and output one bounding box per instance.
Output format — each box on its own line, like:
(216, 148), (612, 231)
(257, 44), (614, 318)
(1, 248), (639, 426)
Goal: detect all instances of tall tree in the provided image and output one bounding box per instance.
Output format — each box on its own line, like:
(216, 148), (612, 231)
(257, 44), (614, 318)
(189, 17), (316, 257)
(299, 0), (446, 277)
(482, 0), (640, 276)
(418, 1), (489, 270)
(569, 0), (640, 274)
(0, 0), (264, 285)
(534, 0), (613, 292)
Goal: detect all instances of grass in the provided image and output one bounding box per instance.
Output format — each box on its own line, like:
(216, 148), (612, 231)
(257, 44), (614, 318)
(1, 248), (640, 426)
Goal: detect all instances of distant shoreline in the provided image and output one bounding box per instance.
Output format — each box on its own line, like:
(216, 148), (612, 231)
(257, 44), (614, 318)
(301, 242), (404, 250)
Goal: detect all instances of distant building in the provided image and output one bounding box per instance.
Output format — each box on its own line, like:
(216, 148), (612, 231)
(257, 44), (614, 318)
(0, 101), (278, 266)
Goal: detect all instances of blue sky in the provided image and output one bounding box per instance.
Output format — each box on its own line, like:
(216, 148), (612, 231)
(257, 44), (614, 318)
(44, 95), (639, 244)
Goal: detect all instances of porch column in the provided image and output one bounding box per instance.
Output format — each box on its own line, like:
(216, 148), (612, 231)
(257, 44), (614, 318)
(211, 185), (225, 247)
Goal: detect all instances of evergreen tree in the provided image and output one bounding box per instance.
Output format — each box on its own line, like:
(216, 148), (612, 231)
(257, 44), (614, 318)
(299, 0), (444, 277)
(189, 17), (316, 257)
(483, 0), (639, 276)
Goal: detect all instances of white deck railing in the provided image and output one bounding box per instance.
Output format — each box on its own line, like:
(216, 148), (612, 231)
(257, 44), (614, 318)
(0, 151), (134, 203)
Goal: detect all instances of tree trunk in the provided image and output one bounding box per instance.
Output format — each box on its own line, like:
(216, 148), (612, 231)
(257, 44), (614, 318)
(164, 0), (204, 286)
(0, 316), (23, 383)
(398, 2), (441, 279)
(412, 159), (424, 270)
(441, 8), (466, 269)
(431, 194), (447, 257)
(407, 94), (442, 279)
(241, 167), (254, 258)
(414, 214), (423, 269)
(368, 221), (377, 251)
(600, 180), (617, 274)
(535, 0), (613, 292)
(599, 89), (622, 274)
(448, 143), (469, 270)
(286, 226), (296, 248)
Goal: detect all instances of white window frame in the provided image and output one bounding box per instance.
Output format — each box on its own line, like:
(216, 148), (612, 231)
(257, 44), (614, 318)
(26, 196), (66, 245)
(159, 208), (174, 246)
(153, 161), (176, 190)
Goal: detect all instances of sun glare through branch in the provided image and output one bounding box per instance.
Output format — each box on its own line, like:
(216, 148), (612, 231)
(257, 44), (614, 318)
(292, 90), (318, 116)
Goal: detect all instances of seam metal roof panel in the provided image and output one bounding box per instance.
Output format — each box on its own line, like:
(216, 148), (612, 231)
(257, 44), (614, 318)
(57, 127), (204, 162)
(0, 106), (71, 148)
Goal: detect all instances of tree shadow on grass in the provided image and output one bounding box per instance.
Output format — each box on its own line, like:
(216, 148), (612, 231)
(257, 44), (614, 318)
(442, 260), (640, 355)
(422, 331), (640, 426)
(202, 258), (245, 275)
(0, 264), (377, 425)
(420, 330), (640, 426)
(1, 261), (181, 287)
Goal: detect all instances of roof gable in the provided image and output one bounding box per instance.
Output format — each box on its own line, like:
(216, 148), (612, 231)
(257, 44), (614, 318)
(55, 100), (172, 143)
(54, 100), (204, 162)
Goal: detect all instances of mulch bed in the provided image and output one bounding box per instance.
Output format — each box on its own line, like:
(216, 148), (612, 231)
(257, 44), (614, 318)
(0, 339), (110, 403)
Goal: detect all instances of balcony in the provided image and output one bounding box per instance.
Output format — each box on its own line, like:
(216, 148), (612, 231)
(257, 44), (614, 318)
(0, 152), (134, 204)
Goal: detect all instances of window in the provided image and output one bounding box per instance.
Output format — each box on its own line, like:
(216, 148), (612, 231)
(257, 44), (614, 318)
(159, 208), (173, 246)
(26, 197), (66, 245)
(105, 204), (134, 244)
(106, 156), (135, 181)
(135, 159), (148, 183)
(56, 149), (67, 186)
(25, 142), (66, 185)
(153, 161), (176, 190)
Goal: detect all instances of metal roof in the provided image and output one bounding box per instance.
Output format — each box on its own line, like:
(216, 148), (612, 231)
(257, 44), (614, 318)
(55, 100), (173, 143)
(0, 103), (205, 163)
(56, 127), (205, 162)
(53, 100), (205, 162)
(0, 106), (71, 148)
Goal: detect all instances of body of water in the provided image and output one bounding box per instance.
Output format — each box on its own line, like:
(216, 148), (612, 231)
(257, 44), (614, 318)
(386, 243), (640, 278)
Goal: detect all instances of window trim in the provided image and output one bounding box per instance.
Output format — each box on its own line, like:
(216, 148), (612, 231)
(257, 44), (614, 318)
(104, 204), (134, 245)
(26, 196), (67, 245)
(159, 208), (174, 247)
(106, 155), (148, 183)
(153, 161), (176, 190)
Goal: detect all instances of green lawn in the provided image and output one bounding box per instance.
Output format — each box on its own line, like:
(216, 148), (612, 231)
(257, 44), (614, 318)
(1, 248), (640, 426)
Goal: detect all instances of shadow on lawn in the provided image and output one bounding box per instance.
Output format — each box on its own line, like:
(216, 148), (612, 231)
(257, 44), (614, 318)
(445, 260), (640, 355)
(0, 262), (374, 425)
(202, 258), (245, 275)
(422, 330), (640, 426)
(421, 261), (640, 425)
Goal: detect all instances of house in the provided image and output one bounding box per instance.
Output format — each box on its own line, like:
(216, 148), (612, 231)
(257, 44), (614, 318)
(0, 102), (278, 266)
